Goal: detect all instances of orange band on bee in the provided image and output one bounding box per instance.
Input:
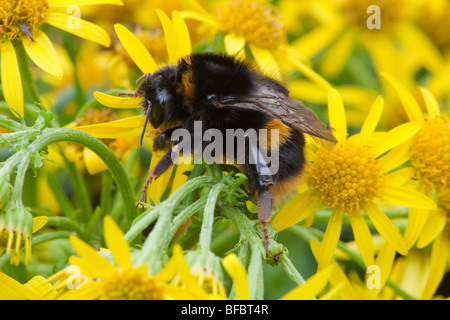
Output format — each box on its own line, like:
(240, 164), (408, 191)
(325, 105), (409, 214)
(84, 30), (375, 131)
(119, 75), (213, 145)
(263, 119), (293, 147)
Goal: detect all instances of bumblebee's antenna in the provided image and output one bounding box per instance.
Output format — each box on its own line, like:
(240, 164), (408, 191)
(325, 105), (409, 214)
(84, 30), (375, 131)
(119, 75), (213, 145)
(140, 100), (152, 146)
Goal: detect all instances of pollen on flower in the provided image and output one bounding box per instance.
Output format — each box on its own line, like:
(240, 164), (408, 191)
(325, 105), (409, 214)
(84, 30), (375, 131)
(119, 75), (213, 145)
(214, 0), (286, 48)
(306, 144), (383, 212)
(342, 0), (406, 32)
(411, 115), (450, 193)
(0, 0), (49, 41)
(103, 269), (165, 300)
(438, 189), (450, 224)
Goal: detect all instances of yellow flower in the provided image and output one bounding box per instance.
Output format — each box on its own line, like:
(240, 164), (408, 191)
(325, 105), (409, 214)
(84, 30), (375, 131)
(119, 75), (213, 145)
(380, 73), (450, 300)
(272, 88), (437, 270)
(291, 0), (444, 81)
(59, 216), (209, 299)
(0, 0), (122, 117)
(179, 0), (331, 89)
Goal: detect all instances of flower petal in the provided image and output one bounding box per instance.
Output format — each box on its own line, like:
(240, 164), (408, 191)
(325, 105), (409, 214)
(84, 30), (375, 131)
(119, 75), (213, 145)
(378, 141), (411, 173)
(49, 0), (123, 6)
(172, 11), (191, 58)
(0, 272), (40, 300)
(94, 91), (143, 109)
(74, 115), (145, 139)
(32, 216), (48, 233)
(1, 40), (23, 117)
(58, 281), (103, 300)
(318, 28), (356, 78)
(372, 122), (421, 158)
(419, 233), (450, 300)
(281, 264), (333, 300)
(249, 44), (282, 81)
(285, 54), (332, 91)
(45, 12), (111, 47)
(382, 185), (437, 210)
(328, 88), (347, 143)
(224, 34), (246, 56)
(380, 72), (424, 123)
(103, 216), (132, 270)
(349, 210), (374, 268)
(147, 153), (174, 203)
(383, 167), (415, 187)
(364, 201), (408, 255)
(403, 208), (429, 249)
(375, 242), (396, 289)
(222, 253), (249, 300)
(417, 209), (447, 248)
(21, 31), (63, 78)
(179, 10), (222, 30)
(156, 9), (183, 64)
(113, 24), (158, 74)
(271, 188), (320, 232)
(317, 210), (342, 270)
(310, 240), (356, 299)
(419, 87), (440, 119)
(83, 147), (107, 175)
(69, 235), (116, 278)
(359, 96), (384, 145)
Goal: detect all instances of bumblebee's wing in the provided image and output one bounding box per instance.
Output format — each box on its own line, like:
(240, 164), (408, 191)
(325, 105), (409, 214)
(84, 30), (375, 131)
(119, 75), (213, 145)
(215, 93), (338, 143)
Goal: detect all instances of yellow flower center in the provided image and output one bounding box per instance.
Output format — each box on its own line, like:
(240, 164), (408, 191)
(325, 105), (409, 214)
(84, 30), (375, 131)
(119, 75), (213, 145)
(306, 144), (383, 211)
(103, 269), (165, 300)
(0, 0), (49, 41)
(411, 115), (450, 192)
(214, 0), (286, 48)
(342, 0), (406, 32)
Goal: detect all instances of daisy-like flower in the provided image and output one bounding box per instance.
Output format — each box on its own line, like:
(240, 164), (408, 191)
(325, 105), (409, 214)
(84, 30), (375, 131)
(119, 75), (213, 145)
(271, 88), (437, 270)
(178, 0), (331, 89)
(74, 10), (193, 202)
(0, 0), (123, 117)
(291, 0), (443, 81)
(58, 216), (212, 300)
(382, 74), (450, 300)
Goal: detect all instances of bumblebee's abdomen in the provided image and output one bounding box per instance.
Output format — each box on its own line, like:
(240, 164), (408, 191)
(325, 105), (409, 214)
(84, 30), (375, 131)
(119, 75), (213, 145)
(238, 119), (306, 206)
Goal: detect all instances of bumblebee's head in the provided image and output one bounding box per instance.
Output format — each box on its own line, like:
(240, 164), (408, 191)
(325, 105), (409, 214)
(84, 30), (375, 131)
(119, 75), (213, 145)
(139, 66), (178, 129)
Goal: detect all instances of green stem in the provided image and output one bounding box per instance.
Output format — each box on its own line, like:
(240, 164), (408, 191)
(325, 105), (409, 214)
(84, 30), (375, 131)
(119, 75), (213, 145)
(198, 183), (226, 251)
(137, 176), (216, 273)
(31, 231), (73, 246)
(124, 207), (160, 243)
(10, 152), (31, 202)
(26, 128), (136, 228)
(247, 243), (264, 300)
(280, 255), (306, 286)
(45, 216), (87, 240)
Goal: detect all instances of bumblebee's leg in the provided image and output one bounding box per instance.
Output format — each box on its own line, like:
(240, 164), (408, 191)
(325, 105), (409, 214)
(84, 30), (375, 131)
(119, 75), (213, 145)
(247, 137), (274, 256)
(138, 148), (178, 204)
(257, 188), (273, 256)
(153, 126), (182, 151)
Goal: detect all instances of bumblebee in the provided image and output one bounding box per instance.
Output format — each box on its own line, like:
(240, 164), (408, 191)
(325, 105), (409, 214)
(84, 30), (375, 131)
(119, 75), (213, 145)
(124, 53), (337, 254)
